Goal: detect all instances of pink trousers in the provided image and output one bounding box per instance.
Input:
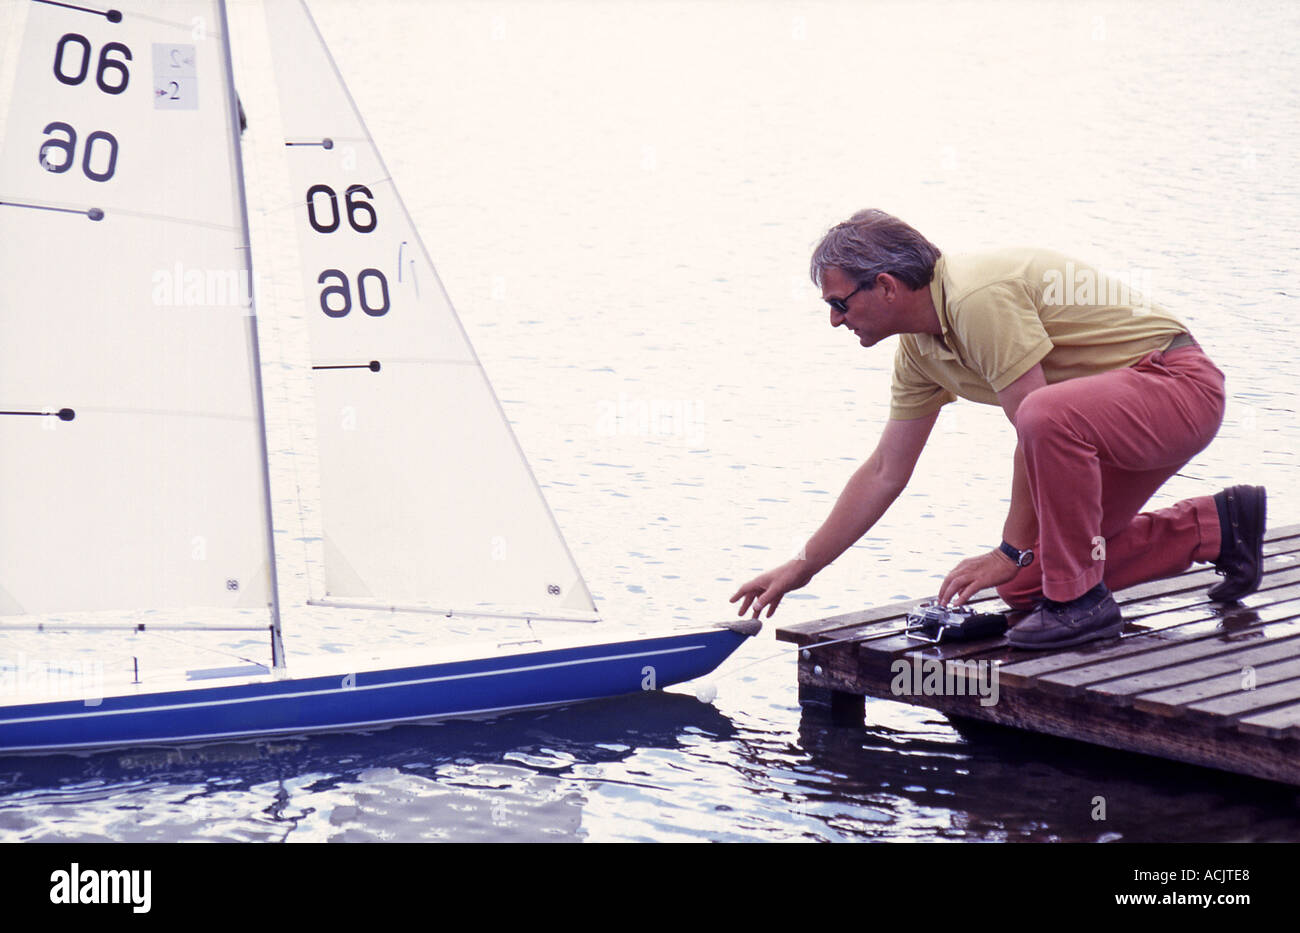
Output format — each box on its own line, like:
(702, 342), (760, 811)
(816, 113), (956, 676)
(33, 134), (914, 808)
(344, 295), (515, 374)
(996, 342), (1227, 609)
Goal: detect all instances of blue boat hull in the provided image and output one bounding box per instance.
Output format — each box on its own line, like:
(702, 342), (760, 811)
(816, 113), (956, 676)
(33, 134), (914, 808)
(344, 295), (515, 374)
(0, 627), (753, 754)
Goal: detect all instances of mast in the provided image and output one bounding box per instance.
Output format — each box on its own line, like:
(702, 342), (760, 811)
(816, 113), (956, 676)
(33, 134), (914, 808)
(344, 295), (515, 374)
(218, 0), (284, 668)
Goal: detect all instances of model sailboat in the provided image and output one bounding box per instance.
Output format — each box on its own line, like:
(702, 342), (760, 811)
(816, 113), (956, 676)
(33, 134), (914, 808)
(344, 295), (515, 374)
(0, 0), (755, 754)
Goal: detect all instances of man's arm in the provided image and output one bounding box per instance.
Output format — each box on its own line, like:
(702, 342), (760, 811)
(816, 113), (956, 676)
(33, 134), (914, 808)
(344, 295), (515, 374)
(803, 413), (938, 570)
(731, 412), (939, 618)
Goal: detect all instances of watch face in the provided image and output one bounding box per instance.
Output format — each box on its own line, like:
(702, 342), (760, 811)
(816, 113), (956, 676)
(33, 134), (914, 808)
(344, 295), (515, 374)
(1020, 549), (1034, 567)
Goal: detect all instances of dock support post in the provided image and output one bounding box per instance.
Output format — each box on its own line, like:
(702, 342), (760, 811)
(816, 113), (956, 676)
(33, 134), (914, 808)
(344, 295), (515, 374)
(799, 684), (865, 726)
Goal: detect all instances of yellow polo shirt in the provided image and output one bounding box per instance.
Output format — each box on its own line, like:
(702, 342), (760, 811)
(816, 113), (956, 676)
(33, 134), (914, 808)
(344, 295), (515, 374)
(890, 248), (1189, 420)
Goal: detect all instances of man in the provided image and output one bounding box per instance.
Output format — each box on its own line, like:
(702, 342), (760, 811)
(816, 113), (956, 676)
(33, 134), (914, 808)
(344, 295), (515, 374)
(730, 209), (1266, 649)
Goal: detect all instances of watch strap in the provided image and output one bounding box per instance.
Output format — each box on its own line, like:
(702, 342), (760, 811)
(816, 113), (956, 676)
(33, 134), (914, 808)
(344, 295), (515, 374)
(999, 541), (1029, 567)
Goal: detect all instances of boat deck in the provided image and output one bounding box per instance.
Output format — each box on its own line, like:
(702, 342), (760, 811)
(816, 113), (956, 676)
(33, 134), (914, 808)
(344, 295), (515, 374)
(775, 522), (1300, 786)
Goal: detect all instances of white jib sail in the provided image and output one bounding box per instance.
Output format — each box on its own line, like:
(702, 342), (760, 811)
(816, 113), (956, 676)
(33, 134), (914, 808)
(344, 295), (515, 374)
(0, 0), (276, 617)
(264, 1), (598, 621)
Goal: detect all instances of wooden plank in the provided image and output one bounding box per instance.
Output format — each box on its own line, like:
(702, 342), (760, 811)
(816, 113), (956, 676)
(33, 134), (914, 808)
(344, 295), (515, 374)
(1236, 701), (1300, 740)
(1180, 675), (1300, 720)
(1124, 637), (1300, 715)
(1028, 595), (1300, 697)
(996, 566), (1300, 686)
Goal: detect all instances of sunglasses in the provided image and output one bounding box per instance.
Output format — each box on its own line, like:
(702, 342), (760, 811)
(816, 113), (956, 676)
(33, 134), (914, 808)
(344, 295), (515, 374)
(825, 282), (869, 314)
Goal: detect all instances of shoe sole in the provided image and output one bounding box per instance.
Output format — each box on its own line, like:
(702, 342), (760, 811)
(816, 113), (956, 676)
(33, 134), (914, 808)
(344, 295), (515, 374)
(1008, 618), (1124, 651)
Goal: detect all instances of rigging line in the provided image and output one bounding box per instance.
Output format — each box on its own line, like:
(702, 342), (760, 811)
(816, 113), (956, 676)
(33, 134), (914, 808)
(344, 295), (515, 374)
(306, 598), (602, 624)
(1, 194), (236, 233)
(58, 405), (256, 422)
(255, 174), (394, 218)
(369, 357), (477, 366)
(95, 204), (239, 234)
(139, 627), (268, 669)
(0, 200), (104, 221)
(120, 10), (223, 34)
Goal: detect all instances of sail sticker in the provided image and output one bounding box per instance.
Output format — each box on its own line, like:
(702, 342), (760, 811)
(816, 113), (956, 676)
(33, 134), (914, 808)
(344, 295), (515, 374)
(397, 241), (419, 296)
(151, 42), (196, 110)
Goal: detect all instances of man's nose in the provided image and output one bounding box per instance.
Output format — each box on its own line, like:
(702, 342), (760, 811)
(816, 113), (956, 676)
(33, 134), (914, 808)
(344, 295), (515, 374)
(830, 310), (846, 326)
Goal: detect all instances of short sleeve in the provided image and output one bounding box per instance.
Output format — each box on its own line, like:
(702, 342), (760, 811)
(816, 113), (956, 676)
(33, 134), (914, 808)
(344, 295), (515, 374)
(948, 279), (1053, 392)
(890, 341), (956, 420)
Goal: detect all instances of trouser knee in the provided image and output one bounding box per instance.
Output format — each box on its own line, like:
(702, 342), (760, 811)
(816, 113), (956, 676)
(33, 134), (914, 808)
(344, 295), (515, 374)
(1013, 391), (1063, 446)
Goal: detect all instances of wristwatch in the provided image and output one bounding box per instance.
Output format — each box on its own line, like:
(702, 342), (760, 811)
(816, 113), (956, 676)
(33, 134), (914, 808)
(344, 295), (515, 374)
(998, 541), (1035, 568)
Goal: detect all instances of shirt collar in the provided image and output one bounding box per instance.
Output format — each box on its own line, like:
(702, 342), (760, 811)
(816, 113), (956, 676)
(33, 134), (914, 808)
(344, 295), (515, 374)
(915, 255), (957, 360)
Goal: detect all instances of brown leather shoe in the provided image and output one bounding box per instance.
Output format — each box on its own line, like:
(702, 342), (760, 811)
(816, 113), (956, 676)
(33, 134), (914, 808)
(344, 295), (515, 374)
(1008, 584), (1123, 650)
(1208, 485), (1266, 602)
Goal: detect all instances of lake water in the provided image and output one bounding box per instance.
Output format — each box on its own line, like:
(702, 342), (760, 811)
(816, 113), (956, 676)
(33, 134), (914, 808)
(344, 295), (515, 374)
(1, 0), (1298, 843)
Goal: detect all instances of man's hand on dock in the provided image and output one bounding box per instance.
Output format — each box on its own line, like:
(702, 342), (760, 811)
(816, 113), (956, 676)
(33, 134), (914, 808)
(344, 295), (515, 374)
(730, 560), (813, 619)
(939, 549), (1020, 607)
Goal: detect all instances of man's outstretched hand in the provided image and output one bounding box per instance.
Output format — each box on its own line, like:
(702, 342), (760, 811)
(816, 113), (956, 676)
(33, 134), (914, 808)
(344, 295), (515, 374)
(939, 549), (1020, 607)
(730, 559), (813, 619)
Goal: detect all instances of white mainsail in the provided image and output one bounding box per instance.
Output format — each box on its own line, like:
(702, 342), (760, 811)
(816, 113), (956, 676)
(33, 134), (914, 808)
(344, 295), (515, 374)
(264, 0), (598, 621)
(0, 0), (277, 620)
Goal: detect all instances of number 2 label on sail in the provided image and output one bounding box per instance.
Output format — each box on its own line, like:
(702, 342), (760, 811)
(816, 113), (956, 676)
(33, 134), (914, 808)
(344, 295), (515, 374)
(152, 43), (197, 110)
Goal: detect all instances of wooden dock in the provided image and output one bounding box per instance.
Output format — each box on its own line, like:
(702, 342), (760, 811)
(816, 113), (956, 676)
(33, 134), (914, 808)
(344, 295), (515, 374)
(775, 523), (1300, 786)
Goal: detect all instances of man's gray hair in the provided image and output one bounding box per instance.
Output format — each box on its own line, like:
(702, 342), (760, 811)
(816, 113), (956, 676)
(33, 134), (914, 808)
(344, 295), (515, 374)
(809, 209), (942, 291)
